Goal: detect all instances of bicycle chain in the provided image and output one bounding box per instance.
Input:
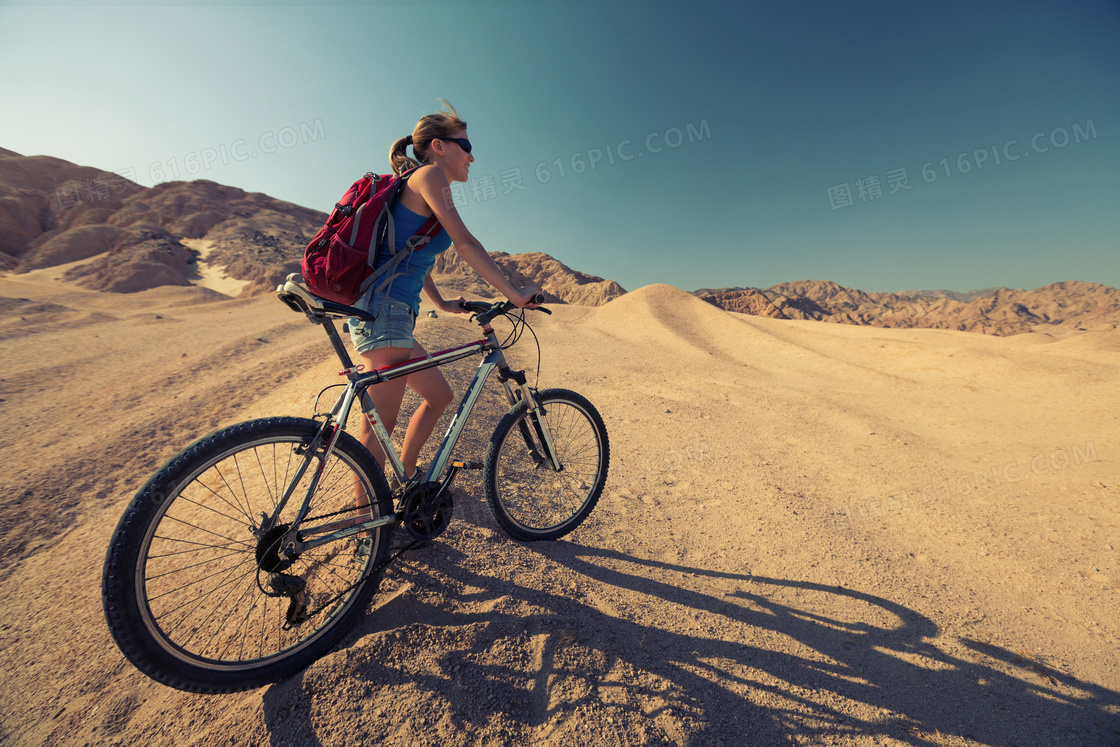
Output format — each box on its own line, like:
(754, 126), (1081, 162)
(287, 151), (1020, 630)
(300, 500), (377, 526)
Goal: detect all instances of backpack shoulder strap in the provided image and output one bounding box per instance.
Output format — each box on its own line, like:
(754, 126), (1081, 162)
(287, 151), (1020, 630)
(361, 214), (443, 302)
(358, 167), (446, 317)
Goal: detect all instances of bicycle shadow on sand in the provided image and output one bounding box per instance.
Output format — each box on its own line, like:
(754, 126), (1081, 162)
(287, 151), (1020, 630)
(534, 542), (1120, 745)
(261, 533), (1120, 746)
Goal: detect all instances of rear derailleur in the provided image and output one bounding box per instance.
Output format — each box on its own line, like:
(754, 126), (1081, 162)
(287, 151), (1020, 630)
(254, 522), (310, 628)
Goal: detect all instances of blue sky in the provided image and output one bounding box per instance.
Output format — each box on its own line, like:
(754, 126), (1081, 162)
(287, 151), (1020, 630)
(2, 1), (1117, 293)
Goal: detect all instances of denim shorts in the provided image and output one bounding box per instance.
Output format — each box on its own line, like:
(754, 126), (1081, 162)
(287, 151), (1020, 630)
(348, 292), (417, 354)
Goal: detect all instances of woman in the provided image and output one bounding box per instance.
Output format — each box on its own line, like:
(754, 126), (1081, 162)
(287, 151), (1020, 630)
(350, 101), (540, 485)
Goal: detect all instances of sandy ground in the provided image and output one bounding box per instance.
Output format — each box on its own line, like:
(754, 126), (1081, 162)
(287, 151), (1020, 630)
(0, 271), (1117, 747)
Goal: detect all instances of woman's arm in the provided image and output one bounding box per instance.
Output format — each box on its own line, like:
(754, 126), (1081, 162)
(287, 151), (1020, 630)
(422, 271), (467, 314)
(410, 167), (539, 306)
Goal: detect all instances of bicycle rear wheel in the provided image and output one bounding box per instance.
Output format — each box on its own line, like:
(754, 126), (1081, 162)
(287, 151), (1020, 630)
(102, 417), (392, 693)
(483, 388), (609, 541)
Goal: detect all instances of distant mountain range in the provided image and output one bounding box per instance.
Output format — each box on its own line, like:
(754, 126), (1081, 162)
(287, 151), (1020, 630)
(2, 147), (1115, 334)
(694, 280), (1120, 336)
(432, 249), (625, 306)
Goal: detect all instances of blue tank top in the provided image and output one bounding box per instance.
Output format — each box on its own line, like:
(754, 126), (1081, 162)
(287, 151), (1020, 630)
(373, 200), (453, 314)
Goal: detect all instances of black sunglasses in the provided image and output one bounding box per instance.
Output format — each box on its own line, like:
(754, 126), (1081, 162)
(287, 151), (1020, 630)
(439, 136), (472, 154)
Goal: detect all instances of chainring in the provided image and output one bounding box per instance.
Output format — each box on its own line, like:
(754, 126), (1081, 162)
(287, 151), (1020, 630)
(400, 483), (453, 542)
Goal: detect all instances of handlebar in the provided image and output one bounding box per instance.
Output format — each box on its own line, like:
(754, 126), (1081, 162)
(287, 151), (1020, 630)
(460, 295), (551, 325)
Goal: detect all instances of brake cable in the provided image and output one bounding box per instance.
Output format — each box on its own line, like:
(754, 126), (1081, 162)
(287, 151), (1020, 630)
(496, 307), (544, 391)
(312, 383), (347, 416)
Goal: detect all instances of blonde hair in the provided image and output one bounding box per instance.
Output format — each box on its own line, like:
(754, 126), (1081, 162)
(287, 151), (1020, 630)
(389, 99), (467, 175)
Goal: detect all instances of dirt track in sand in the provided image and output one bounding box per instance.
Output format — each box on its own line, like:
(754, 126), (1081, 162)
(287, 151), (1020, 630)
(0, 272), (1118, 746)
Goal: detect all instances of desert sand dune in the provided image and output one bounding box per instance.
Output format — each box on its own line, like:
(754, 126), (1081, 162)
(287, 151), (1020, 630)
(0, 274), (1117, 746)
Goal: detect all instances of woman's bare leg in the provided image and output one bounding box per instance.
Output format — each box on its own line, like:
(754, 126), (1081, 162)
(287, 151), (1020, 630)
(397, 341), (454, 478)
(346, 342), (452, 532)
(348, 345), (412, 528)
(356, 346), (413, 469)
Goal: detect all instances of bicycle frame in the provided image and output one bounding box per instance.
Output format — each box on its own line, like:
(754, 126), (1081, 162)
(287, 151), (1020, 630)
(266, 311), (557, 554)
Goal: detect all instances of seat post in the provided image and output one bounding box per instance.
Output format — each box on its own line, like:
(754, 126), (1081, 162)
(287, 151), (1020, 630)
(317, 317), (355, 369)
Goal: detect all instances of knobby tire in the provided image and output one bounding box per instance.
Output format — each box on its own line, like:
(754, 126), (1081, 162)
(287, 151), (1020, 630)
(102, 417), (392, 693)
(483, 389), (609, 541)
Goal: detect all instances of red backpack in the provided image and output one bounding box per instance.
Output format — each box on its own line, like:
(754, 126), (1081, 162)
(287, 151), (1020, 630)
(302, 168), (442, 307)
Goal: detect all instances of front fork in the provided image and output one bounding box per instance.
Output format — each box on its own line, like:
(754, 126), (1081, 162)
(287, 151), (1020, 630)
(497, 365), (562, 471)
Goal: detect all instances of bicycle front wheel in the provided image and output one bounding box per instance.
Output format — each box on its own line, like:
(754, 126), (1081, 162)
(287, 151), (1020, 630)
(102, 417), (392, 693)
(484, 388), (609, 541)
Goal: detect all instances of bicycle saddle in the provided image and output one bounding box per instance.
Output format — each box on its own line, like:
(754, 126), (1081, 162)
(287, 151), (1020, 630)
(275, 274), (376, 322)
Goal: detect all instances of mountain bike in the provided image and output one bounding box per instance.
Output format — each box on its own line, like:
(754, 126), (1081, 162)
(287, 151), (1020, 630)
(101, 274), (610, 693)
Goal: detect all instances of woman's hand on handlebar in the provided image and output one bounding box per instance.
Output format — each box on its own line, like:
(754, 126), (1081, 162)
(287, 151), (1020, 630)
(437, 295), (470, 314)
(510, 286), (543, 309)
(457, 293), (552, 320)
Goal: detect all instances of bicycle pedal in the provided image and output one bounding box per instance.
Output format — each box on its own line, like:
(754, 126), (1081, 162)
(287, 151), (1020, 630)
(451, 461), (483, 470)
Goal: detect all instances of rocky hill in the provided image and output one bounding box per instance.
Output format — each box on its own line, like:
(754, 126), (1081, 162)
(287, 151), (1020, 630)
(432, 250), (625, 306)
(0, 147), (323, 295)
(696, 280), (1120, 336)
(0, 148), (625, 304)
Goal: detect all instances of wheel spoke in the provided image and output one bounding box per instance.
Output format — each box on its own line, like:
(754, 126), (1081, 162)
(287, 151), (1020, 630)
(147, 536), (245, 556)
(187, 470), (258, 526)
(148, 555), (255, 607)
(145, 548), (246, 581)
(157, 514), (255, 549)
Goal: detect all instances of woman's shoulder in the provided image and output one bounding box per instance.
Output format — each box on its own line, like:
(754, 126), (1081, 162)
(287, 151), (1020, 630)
(399, 165), (442, 217)
(405, 163), (447, 188)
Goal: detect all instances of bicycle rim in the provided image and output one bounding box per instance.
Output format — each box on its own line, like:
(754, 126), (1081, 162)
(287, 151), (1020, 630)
(136, 425), (386, 675)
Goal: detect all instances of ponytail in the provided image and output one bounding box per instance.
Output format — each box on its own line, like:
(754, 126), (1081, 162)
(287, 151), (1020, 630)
(389, 99), (467, 175)
(389, 135), (421, 175)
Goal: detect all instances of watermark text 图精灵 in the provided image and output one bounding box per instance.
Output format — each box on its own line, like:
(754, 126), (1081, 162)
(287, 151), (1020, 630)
(826, 118), (1098, 211)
